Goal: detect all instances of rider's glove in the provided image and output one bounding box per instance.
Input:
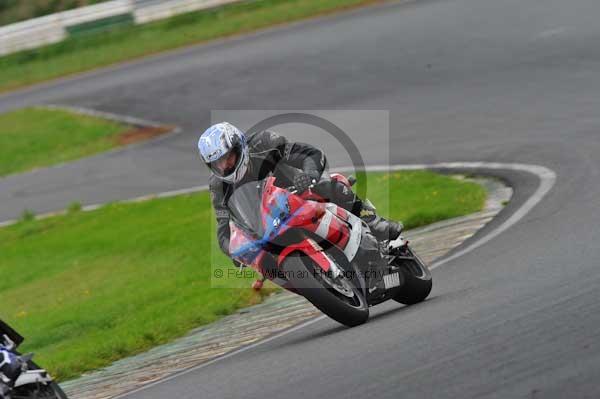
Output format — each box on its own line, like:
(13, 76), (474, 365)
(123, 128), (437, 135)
(293, 172), (316, 194)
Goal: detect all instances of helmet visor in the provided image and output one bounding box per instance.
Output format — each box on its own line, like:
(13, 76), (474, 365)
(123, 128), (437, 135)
(208, 144), (242, 178)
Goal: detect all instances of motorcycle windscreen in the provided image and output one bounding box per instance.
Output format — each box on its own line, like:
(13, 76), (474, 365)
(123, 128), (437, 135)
(227, 179), (266, 237)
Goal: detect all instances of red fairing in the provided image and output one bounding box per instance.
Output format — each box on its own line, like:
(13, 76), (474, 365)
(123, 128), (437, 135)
(262, 176), (326, 231)
(326, 214), (351, 249)
(228, 222), (267, 273)
(277, 239), (331, 272)
(287, 193), (326, 230)
(290, 191), (352, 253)
(229, 174), (357, 291)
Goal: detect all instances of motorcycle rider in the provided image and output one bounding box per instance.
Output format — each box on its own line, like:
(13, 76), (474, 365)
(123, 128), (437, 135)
(0, 344), (22, 399)
(198, 122), (403, 259)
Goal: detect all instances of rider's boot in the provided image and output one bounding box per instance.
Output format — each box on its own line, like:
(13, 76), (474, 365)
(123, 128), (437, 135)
(358, 200), (403, 243)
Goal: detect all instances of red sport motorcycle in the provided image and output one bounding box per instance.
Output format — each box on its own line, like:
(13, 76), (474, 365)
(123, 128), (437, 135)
(227, 171), (432, 327)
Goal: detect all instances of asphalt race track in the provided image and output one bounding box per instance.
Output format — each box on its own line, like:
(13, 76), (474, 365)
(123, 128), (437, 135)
(2, 0), (600, 397)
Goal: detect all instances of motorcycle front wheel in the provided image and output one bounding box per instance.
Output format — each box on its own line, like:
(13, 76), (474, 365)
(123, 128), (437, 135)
(282, 252), (369, 327)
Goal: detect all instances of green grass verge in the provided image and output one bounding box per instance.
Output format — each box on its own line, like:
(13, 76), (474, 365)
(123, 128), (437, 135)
(0, 0), (381, 92)
(0, 171), (486, 381)
(0, 107), (127, 177)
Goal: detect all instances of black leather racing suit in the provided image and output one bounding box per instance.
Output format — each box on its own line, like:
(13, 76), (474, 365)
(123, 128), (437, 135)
(209, 130), (365, 256)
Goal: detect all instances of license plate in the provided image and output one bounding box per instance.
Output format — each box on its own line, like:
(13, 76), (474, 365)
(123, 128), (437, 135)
(383, 272), (400, 289)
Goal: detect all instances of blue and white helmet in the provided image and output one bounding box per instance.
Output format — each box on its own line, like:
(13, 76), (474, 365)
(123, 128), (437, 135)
(198, 122), (249, 184)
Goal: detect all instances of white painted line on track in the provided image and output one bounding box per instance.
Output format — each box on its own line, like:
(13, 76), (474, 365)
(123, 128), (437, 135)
(533, 27), (568, 40)
(42, 104), (169, 128)
(100, 161), (555, 398)
(430, 164), (555, 268)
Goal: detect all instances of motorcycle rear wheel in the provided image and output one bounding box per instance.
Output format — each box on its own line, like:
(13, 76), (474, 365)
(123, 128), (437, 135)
(282, 252), (369, 327)
(392, 246), (433, 305)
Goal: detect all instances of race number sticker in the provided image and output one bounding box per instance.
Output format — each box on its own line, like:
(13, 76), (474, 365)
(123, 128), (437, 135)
(383, 273), (401, 289)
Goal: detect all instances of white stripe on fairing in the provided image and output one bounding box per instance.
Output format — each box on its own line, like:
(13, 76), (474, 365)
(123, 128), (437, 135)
(318, 203), (361, 262)
(343, 212), (363, 261)
(314, 210), (333, 238)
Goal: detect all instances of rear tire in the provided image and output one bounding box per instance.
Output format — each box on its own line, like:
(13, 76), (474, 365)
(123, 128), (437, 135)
(282, 252), (369, 327)
(393, 247), (432, 305)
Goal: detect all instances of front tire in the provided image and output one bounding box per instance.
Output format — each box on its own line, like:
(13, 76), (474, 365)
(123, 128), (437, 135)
(282, 252), (369, 327)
